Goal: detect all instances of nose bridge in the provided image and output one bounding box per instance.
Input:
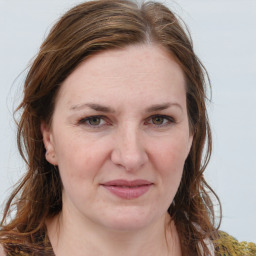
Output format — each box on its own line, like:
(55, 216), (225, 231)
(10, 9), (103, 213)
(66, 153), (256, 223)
(111, 121), (148, 171)
(121, 122), (140, 153)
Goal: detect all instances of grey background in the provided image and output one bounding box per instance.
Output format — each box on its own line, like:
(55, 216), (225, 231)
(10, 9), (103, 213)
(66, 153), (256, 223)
(0, 0), (255, 243)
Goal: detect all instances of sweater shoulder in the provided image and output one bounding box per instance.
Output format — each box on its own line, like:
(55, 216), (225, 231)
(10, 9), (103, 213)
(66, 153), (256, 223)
(213, 231), (256, 256)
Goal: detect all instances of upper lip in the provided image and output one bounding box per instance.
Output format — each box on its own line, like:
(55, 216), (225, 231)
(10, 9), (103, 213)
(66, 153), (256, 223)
(101, 179), (153, 187)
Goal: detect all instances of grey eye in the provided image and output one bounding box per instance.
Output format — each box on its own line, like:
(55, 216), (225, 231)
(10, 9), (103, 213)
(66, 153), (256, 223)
(87, 117), (102, 126)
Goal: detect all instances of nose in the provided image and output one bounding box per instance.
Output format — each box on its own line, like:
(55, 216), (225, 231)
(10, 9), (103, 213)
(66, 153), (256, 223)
(110, 124), (148, 172)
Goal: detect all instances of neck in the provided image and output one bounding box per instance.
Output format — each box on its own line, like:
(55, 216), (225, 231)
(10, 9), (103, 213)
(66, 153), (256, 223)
(47, 209), (181, 256)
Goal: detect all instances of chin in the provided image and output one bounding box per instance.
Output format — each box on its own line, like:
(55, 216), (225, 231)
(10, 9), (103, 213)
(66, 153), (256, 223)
(99, 207), (159, 232)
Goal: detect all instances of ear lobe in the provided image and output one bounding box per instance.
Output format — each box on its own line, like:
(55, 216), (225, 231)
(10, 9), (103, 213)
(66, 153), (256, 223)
(41, 122), (58, 165)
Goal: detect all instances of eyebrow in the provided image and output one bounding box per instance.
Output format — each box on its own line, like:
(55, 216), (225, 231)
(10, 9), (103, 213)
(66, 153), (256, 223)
(70, 102), (182, 113)
(70, 103), (115, 113)
(145, 102), (182, 113)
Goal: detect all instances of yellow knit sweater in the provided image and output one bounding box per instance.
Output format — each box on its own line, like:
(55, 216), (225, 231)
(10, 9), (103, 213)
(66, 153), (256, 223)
(214, 231), (256, 256)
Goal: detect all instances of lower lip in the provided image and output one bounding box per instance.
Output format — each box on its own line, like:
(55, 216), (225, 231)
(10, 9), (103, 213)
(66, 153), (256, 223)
(102, 185), (152, 199)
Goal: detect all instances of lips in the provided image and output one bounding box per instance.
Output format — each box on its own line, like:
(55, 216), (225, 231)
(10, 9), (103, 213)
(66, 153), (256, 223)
(101, 179), (153, 199)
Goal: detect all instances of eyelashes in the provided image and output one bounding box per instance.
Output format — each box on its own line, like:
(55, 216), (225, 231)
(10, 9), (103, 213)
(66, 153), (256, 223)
(145, 115), (174, 127)
(78, 114), (175, 129)
(78, 115), (109, 127)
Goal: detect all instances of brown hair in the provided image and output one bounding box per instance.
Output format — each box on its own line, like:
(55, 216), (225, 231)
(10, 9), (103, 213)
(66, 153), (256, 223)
(0, 0), (221, 255)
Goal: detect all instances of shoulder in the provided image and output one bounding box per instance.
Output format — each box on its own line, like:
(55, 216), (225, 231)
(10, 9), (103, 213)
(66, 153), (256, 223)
(213, 231), (256, 256)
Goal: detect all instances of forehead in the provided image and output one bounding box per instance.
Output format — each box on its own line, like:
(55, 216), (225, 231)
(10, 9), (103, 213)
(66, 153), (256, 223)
(56, 44), (186, 109)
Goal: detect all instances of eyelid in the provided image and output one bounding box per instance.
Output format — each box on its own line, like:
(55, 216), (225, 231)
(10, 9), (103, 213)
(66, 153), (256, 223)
(145, 114), (175, 127)
(78, 115), (110, 128)
(77, 114), (175, 129)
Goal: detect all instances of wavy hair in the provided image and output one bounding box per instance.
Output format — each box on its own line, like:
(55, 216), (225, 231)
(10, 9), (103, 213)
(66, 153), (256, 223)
(0, 0), (221, 255)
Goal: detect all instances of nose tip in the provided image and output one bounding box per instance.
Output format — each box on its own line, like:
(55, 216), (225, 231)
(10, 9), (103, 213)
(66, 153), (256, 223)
(110, 132), (148, 172)
(111, 149), (148, 171)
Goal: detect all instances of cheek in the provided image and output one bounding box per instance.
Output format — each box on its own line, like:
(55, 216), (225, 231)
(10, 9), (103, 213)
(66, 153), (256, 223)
(55, 140), (106, 209)
(54, 134), (108, 188)
(152, 136), (190, 171)
(151, 136), (189, 192)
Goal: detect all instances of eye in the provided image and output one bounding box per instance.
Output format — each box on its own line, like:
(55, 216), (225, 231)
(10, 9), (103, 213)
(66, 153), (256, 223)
(152, 116), (166, 125)
(87, 116), (102, 126)
(78, 115), (107, 128)
(146, 115), (174, 127)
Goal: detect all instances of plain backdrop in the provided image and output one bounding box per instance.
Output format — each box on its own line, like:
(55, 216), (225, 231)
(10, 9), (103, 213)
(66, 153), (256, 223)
(0, 0), (255, 243)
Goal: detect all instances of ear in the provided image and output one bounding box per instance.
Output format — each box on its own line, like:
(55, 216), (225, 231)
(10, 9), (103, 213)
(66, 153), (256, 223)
(41, 122), (58, 166)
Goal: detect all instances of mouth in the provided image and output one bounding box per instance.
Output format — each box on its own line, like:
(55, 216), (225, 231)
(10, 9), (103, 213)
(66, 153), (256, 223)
(100, 179), (153, 200)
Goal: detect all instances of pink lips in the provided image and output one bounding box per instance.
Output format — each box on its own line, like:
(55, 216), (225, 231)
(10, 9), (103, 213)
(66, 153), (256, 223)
(101, 179), (153, 199)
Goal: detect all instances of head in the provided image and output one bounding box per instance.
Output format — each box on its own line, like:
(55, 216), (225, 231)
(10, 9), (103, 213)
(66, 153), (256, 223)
(7, 0), (218, 254)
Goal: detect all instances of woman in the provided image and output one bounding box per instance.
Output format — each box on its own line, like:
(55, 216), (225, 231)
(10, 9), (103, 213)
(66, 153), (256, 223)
(0, 0), (243, 255)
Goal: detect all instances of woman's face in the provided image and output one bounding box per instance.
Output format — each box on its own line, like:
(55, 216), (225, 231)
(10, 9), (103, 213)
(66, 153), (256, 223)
(42, 44), (193, 231)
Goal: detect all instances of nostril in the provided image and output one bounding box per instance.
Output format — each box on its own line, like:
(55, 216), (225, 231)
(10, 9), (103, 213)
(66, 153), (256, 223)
(110, 145), (148, 172)
(116, 154), (147, 172)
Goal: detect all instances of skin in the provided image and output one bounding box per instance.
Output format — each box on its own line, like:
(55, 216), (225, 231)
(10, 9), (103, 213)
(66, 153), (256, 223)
(42, 44), (193, 256)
